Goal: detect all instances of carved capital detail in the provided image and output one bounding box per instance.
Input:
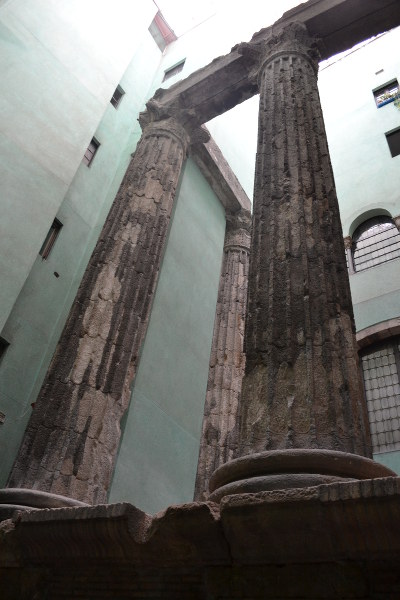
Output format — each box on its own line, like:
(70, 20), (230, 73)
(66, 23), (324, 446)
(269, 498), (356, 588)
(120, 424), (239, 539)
(238, 22), (320, 87)
(139, 102), (209, 154)
(224, 209), (252, 252)
(139, 114), (191, 155)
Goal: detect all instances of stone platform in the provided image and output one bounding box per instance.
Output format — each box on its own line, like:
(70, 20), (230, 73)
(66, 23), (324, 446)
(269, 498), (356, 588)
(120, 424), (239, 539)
(1, 477), (400, 599)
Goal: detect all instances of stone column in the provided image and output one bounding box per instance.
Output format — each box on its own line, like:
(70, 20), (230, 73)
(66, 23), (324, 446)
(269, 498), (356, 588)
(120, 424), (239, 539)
(209, 22), (394, 501)
(344, 236), (355, 275)
(393, 214), (400, 231)
(7, 115), (194, 505)
(194, 210), (251, 501)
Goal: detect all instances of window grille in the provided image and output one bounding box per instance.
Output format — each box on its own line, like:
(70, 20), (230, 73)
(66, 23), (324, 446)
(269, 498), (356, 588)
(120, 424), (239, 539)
(352, 216), (400, 272)
(360, 337), (400, 454)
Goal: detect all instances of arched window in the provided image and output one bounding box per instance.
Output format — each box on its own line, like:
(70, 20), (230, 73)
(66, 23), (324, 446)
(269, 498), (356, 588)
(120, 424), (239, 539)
(352, 216), (400, 272)
(360, 336), (400, 454)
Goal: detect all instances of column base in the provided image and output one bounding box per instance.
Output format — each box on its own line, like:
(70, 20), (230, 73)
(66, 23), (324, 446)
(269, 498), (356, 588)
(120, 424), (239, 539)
(208, 449), (397, 502)
(0, 488), (89, 521)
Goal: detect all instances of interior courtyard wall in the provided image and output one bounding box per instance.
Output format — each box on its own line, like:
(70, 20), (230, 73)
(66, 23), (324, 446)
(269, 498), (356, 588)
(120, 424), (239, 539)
(0, 0), (156, 332)
(1, 2), (400, 505)
(108, 159), (226, 514)
(0, 8), (162, 487)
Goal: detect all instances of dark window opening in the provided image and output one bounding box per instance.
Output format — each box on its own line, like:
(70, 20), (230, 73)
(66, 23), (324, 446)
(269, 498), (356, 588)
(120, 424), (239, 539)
(386, 127), (400, 158)
(83, 137), (100, 166)
(163, 60), (185, 82)
(373, 79), (399, 108)
(110, 85), (125, 109)
(351, 216), (400, 272)
(39, 218), (63, 260)
(0, 337), (9, 363)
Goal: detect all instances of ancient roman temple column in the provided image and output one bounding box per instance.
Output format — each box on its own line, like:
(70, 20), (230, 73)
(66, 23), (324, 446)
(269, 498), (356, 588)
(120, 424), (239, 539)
(7, 114), (193, 505)
(209, 22), (395, 501)
(194, 209), (251, 501)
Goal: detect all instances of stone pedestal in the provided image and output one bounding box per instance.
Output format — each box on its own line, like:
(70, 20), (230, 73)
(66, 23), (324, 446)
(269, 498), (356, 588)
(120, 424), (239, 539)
(194, 210), (251, 501)
(6, 115), (192, 506)
(210, 22), (395, 501)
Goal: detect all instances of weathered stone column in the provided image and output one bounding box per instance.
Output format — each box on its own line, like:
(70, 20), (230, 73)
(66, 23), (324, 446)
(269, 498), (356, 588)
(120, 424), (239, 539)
(194, 210), (251, 501)
(7, 114), (194, 505)
(393, 214), (400, 231)
(209, 22), (394, 500)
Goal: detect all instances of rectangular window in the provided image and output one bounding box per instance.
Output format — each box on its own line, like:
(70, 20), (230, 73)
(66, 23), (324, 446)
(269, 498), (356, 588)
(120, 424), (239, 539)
(0, 336), (9, 363)
(386, 127), (400, 158)
(162, 60), (185, 82)
(373, 79), (399, 108)
(83, 137), (100, 166)
(110, 85), (125, 109)
(39, 218), (62, 259)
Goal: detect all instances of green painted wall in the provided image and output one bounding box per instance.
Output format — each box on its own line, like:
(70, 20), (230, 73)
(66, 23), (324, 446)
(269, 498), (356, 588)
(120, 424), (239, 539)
(317, 30), (400, 333)
(0, 19), (162, 486)
(108, 159), (226, 514)
(0, 0), (156, 331)
(374, 450), (400, 474)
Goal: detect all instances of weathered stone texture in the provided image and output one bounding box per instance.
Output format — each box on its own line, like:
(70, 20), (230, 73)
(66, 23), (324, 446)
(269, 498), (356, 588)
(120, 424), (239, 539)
(194, 210), (251, 501)
(2, 478), (400, 598)
(8, 117), (190, 504)
(239, 23), (371, 458)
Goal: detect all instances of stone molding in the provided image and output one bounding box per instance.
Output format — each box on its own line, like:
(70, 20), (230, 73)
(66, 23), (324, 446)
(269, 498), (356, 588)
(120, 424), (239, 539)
(2, 478), (400, 597)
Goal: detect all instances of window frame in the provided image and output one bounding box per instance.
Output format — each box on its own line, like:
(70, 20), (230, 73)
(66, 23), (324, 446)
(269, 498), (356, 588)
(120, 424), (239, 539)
(110, 85), (125, 109)
(372, 79), (399, 108)
(349, 216), (400, 273)
(39, 218), (63, 260)
(83, 137), (100, 167)
(386, 127), (400, 158)
(162, 60), (186, 82)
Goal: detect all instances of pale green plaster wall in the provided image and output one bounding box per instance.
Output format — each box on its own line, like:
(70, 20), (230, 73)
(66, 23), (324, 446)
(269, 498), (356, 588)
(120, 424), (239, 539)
(0, 0), (156, 330)
(374, 450), (400, 474)
(349, 258), (400, 331)
(108, 159), (226, 514)
(318, 29), (400, 236)
(0, 26), (162, 486)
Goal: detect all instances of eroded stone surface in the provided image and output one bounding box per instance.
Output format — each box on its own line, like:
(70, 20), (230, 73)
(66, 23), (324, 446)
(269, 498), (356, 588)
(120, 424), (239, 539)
(8, 117), (191, 504)
(194, 210), (251, 501)
(238, 22), (371, 458)
(1, 479), (400, 598)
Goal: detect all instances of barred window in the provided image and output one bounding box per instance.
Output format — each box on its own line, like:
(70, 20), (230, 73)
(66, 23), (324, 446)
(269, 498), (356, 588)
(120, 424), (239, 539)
(352, 217), (400, 272)
(360, 337), (400, 454)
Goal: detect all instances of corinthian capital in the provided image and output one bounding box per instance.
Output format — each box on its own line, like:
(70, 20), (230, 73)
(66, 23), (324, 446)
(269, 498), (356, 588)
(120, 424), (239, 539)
(224, 209), (252, 252)
(139, 100), (210, 155)
(237, 21), (320, 87)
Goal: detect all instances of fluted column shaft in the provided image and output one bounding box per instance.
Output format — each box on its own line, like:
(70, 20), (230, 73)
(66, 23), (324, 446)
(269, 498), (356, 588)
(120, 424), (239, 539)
(194, 210), (251, 501)
(8, 117), (190, 503)
(239, 23), (371, 457)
